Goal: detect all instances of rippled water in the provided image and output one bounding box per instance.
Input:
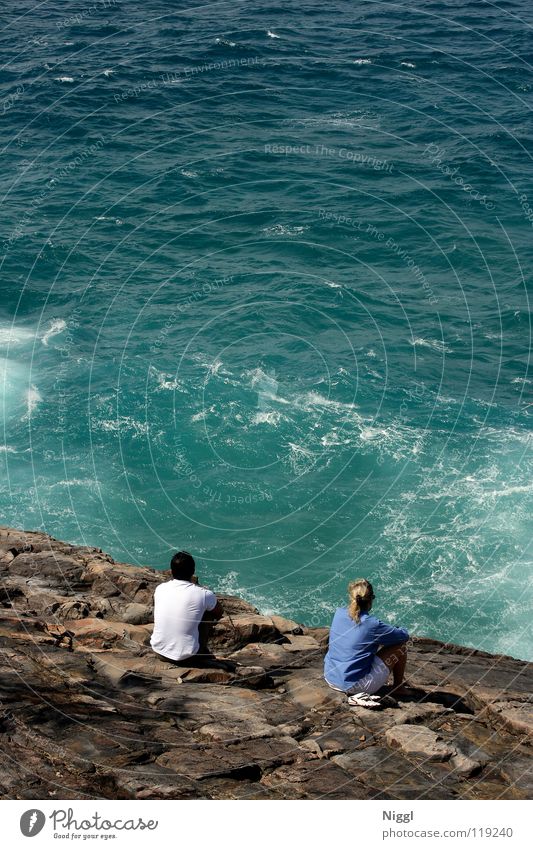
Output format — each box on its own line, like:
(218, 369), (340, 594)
(1, 0), (532, 658)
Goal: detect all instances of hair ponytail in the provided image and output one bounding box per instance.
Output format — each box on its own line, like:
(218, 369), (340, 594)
(348, 578), (374, 623)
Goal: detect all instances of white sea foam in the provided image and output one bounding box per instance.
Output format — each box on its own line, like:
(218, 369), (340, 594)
(94, 215), (123, 224)
(92, 416), (149, 437)
(353, 58), (372, 65)
(215, 37), (236, 47)
(207, 359), (223, 376)
(0, 445), (17, 453)
(359, 426), (390, 441)
(320, 430), (351, 447)
(149, 366), (183, 392)
(25, 386), (42, 416)
(55, 76), (74, 83)
(486, 483), (533, 498)
(292, 112), (381, 131)
(41, 319), (66, 346)
(0, 326), (34, 347)
(401, 61), (416, 68)
(252, 410), (283, 426)
(51, 478), (99, 489)
(287, 441), (316, 474)
(262, 223), (308, 237)
(297, 391), (358, 413)
(191, 405), (215, 422)
(267, 30), (280, 38)
(409, 336), (451, 354)
(1, 356), (32, 422)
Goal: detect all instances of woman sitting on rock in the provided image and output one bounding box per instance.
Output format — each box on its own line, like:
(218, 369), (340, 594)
(324, 578), (410, 708)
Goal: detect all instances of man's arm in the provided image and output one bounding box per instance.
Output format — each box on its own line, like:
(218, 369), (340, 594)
(210, 601), (224, 620)
(203, 588), (223, 621)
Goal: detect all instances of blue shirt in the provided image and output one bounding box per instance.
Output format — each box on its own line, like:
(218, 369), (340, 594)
(324, 607), (409, 691)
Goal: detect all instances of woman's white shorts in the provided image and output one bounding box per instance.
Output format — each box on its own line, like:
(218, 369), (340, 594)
(326, 655), (389, 695)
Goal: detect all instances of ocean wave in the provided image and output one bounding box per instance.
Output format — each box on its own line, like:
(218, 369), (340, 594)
(0, 326), (34, 347)
(320, 430), (351, 447)
(149, 366), (184, 392)
(295, 391), (358, 413)
(262, 224), (308, 237)
(91, 417), (149, 437)
(191, 406), (216, 422)
(252, 410), (284, 426)
(24, 386), (42, 418)
(41, 319), (66, 347)
(409, 337), (452, 354)
(287, 440), (317, 467)
(51, 478), (100, 489)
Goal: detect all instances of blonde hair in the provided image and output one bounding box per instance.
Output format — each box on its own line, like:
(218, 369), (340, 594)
(348, 578), (374, 623)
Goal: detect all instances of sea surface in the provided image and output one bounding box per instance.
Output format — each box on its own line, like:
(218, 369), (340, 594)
(1, 0), (532, 659)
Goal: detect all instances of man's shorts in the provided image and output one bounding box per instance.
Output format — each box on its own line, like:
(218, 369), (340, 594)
(325, 655), (390, 695)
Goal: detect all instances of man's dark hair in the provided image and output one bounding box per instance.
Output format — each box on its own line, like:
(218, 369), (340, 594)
(170, 551), (195, 581)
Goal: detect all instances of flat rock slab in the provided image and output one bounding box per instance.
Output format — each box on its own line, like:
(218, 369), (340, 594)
(333, 745), (458, 800)
(156, 736), (301, 780)
(270, 615), (303, 635)
(385, 724), (455, 761)
(485, 701), (533, 737)
(261, 760), (375, 800)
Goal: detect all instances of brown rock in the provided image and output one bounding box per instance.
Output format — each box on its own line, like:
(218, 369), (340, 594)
(333, 746), (458, 799)
(385, 725), (455, 761)
(261, 760), (372, 799)
(270, 615), (303, 635)
(485, 701), (533, 737)
(156, 736), (300, 780)
(210, 614), (285, 650)
(120, 603), (153, 625)
(284, 670), (344, 710)
(282, 634), (321, 652)
(450, 752), (483, 778)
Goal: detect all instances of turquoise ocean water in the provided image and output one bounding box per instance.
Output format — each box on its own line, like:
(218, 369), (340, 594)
(1, 1), (532, 659)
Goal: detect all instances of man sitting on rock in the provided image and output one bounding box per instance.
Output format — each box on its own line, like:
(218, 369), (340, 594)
(150, 550), (225, 667)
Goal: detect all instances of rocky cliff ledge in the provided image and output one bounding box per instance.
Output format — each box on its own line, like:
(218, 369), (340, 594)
(0, 527), (531, 800)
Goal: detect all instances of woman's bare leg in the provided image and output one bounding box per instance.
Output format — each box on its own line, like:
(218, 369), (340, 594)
(377, 642), (407, 689)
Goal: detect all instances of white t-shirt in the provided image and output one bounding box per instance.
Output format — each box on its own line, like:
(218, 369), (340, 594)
(150, 579), (218, 661)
